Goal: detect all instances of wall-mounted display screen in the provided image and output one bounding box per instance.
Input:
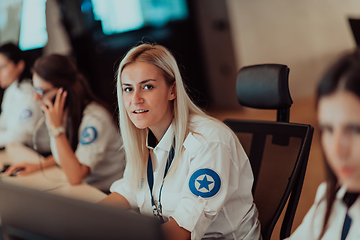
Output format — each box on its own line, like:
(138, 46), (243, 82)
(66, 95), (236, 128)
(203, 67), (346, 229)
(88, 0), (189, 35)
(19, 0), (47, 51)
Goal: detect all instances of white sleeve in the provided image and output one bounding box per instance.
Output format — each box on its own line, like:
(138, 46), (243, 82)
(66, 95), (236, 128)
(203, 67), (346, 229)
(285, 183), (327, 240)
(0, 114), (5, 131)
(0, 99), (43, 146)
(171, 141), (241, 240)
(0, 91), (7, 131)
(110, 170), (138, 209)
(74, 113), (113, 171)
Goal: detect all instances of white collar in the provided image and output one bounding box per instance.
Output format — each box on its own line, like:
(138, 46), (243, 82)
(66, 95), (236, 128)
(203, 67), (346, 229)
(7, 79), (19, 91)
(146, 123), (174, 152)
(336, 185), (348, 200)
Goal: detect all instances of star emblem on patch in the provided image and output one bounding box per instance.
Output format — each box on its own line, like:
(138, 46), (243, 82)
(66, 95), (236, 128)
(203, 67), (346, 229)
(189, 168), (221, 198)
(80, 126), (98, 145)
(196, 175), (214, 192)
(19, 109), (32, 121)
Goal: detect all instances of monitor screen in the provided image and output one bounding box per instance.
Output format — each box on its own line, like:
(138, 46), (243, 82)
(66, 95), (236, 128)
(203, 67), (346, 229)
(0, 181), (164, 240)
(87, 0), (189, 35)
(19, 0), (47, 50)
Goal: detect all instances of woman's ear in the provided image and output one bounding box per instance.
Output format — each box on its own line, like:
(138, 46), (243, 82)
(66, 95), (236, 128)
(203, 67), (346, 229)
(16, 60), (25, 74)
(169, 82), (177, 101)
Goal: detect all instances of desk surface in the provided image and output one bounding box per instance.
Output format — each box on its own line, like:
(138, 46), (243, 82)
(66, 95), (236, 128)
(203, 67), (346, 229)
(0, 143), (106, 203)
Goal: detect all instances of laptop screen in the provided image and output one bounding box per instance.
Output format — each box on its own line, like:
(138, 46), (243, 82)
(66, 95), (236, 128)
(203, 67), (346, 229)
(0, 181), (164, 240)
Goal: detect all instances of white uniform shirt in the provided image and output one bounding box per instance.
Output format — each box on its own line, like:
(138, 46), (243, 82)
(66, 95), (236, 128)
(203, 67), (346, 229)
(111, 115), (261, 240)
(286, 182), (360, 240)
(0, 80), (50, 153)
(49, 102), (125, 192)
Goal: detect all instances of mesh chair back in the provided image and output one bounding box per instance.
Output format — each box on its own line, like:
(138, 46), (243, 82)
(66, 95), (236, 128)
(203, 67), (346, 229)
(224, 119), (313, 240)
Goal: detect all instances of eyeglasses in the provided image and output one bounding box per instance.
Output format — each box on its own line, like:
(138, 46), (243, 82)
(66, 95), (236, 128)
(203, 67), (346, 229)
(32, 85), (55, 96)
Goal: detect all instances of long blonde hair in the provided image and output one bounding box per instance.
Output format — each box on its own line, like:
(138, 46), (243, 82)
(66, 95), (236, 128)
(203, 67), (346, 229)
(116, 43), (208, 188)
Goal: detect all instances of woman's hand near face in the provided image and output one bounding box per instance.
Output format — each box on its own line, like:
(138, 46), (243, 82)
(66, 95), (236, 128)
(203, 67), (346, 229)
(41, 88), (67, 127)
(40, 87), (90, 185)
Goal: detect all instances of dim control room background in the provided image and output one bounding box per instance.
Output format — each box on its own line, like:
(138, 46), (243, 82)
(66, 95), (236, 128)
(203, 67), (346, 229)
(1, 0), (360, 239)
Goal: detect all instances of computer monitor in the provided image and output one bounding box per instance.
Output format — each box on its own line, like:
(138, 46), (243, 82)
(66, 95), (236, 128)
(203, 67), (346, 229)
(0, 181), (164, 240)
(19, 0), (48, 50)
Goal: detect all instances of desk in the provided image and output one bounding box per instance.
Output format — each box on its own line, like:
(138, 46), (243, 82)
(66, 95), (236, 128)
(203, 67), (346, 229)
(0, 143), (106, 203)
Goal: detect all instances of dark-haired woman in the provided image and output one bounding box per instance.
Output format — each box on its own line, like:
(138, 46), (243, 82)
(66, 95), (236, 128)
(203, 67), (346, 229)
(6, 54), (125, 193)
(286, 50), (360, 239)
(0, 42), (50, 153)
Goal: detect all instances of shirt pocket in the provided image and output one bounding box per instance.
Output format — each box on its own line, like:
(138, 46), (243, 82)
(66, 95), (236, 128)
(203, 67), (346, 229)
(161, 192), (182, 217)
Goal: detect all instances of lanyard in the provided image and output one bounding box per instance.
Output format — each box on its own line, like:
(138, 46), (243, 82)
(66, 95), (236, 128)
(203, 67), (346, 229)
(147, 139), (175, 222)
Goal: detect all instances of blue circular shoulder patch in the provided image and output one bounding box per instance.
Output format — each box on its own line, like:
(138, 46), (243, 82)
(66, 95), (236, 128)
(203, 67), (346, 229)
(189, 168), (221, 198)
(80, 126), (98, 145)
(19, 109), (32, 121)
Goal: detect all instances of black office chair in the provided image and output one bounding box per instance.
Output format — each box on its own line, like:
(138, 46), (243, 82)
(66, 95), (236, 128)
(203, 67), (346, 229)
(223, 64), (314, 240)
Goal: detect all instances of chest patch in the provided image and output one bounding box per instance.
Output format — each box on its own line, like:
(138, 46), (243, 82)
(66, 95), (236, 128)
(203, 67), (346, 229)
(189, 168), (221, 198)
(19, 109), (32, 121)
(80, 126), (98, 145)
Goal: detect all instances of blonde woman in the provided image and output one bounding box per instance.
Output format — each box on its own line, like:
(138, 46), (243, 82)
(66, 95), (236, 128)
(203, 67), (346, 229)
(101, 43), (261, 240)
